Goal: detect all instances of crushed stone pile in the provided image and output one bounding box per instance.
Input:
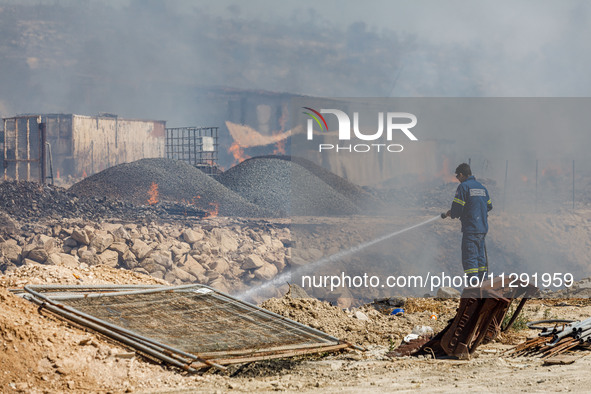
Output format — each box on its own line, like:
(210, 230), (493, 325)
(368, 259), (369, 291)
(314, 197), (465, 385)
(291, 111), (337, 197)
(69, 158), (270, 217)
(218, 156), (361, 216)
(286, 156), (385, 212)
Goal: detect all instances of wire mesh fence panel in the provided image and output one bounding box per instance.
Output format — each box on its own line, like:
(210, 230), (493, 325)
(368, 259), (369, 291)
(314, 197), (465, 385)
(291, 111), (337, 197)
(24, 284), (347, 368)
(62, 291), (333, 354)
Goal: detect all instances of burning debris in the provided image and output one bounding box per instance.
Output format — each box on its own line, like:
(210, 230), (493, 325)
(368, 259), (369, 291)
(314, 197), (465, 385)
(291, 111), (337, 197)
(0, 180), (198, 222)
(147, 182), (159, 205)
(228, 141), (251, 166)
(69, 158), (270, 217)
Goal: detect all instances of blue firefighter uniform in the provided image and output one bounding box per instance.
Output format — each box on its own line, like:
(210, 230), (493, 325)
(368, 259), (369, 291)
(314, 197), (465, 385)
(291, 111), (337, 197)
(450, 176), (493, 279)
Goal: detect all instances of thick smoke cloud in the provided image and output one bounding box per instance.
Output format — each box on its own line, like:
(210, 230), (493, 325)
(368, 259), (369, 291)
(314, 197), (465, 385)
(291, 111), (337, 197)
(2, 1), (591, 291)
(0, 0), (473, 124)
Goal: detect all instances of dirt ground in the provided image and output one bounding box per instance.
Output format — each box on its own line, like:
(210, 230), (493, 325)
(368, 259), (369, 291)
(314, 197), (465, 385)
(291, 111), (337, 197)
(2, 211), (591, 393)
(2, 265), (591, 393)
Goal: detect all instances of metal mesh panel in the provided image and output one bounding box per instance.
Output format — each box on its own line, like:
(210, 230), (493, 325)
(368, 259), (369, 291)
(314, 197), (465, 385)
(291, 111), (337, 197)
(59, 289), (333, 354)
(23, 284), (348, 370)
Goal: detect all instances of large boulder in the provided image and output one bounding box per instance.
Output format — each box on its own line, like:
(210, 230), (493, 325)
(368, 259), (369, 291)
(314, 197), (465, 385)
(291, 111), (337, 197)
(167, 267), (196, 283)
(210, 258), (230, 274)
(181, 228), (204, 244)
(243, 254), (265, 269)
(79, 249), (98, 265)
(0, 212), (19, 236)
(254, 262), (278, 280)
(0, 240), (22, 264)
(33, 234), (57, 253)
(97, 250), (119, 268)
(211, 228), (239, 253)
(149, 249), (173, 270)
(57, 253), (79, 268)
(130, 239), (151, 260)
(183, 255), (206, 277)
(71, 228), (90, 245)
(90, 231), (114, 253)
(27, 248), (49, 263)
(108, 242), (129, 256)
(110, 225), (131, 241)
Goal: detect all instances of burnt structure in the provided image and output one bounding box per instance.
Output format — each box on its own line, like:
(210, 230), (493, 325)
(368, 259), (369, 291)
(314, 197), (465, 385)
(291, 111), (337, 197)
(2, 114), (166, 182)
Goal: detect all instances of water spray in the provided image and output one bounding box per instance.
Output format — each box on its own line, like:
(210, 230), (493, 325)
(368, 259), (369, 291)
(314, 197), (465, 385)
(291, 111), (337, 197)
(236, 214), (442, 301)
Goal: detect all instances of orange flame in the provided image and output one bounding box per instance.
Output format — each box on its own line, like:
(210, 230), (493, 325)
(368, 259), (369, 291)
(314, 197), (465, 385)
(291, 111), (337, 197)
(204, 202), (219, 218)
(541, 167), (564, 177)
(56, 170), (60, 179)
(82, 170), (87, 178)
(436, 157), (457, 183)
(228, 141), (250, 165)
(147, 182), (159, 205)
(273, 133), (286, 155)
(274, 103), (289, 155)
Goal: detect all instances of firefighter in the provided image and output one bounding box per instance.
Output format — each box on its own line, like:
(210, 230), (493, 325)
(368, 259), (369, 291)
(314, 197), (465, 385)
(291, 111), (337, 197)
(443, 163), (493, 281)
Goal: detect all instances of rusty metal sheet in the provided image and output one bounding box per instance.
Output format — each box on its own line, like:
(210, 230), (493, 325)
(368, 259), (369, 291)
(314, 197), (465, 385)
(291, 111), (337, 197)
(393, 275), (539, 360)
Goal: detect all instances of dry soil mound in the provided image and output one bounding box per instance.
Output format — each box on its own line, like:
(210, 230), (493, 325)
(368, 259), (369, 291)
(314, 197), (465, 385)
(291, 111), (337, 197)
(218, 156), (360, 216)
(69, 158), (270, 217)
(260, 295), (454, 347)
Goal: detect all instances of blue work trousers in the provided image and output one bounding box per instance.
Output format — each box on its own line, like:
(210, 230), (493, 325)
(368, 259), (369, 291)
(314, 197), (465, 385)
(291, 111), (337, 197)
(462, 232), (487, 279)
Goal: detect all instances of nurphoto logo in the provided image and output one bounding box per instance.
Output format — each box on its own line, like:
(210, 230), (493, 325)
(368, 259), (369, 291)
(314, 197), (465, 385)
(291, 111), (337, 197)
(303, 107), (418, 153)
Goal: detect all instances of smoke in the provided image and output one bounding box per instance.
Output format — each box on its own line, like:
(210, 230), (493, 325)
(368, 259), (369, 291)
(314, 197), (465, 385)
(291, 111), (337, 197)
(2, 1), (591, 293)
(0, 1), (466, 124)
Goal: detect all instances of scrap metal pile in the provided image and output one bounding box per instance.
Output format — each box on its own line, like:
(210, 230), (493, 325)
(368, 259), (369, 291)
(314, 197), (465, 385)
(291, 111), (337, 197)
(390, 275), (538, 359)
(510, 317), (591, 359)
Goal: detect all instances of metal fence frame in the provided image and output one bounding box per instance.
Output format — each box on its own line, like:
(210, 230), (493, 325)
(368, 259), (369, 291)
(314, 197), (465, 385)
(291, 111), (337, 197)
(22, 284), (354, 372)
(165, 127), (219, 176)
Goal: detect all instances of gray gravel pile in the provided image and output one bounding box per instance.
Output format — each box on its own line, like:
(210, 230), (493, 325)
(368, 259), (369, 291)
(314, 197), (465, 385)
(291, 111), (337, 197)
(284, 156), (385, 212)
(218, 156), (360, 216)
(69, 158), (270, 217)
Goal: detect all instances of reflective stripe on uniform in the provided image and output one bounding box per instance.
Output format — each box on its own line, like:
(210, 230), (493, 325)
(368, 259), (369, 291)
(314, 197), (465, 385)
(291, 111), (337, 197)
(453, 198), (465, 206)
(478, 267), (487, 271)
(487, 199), (492, 205)
(464, 268), (479, 274)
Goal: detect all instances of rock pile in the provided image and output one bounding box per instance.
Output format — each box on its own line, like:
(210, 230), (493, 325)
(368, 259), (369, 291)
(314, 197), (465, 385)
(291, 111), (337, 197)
(218, 156), (362, 216)
(287, 156), (385, 211)
(69, 158), (271, 217)
(63, 156), (383, 218)
(0, 217), (290, 295)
